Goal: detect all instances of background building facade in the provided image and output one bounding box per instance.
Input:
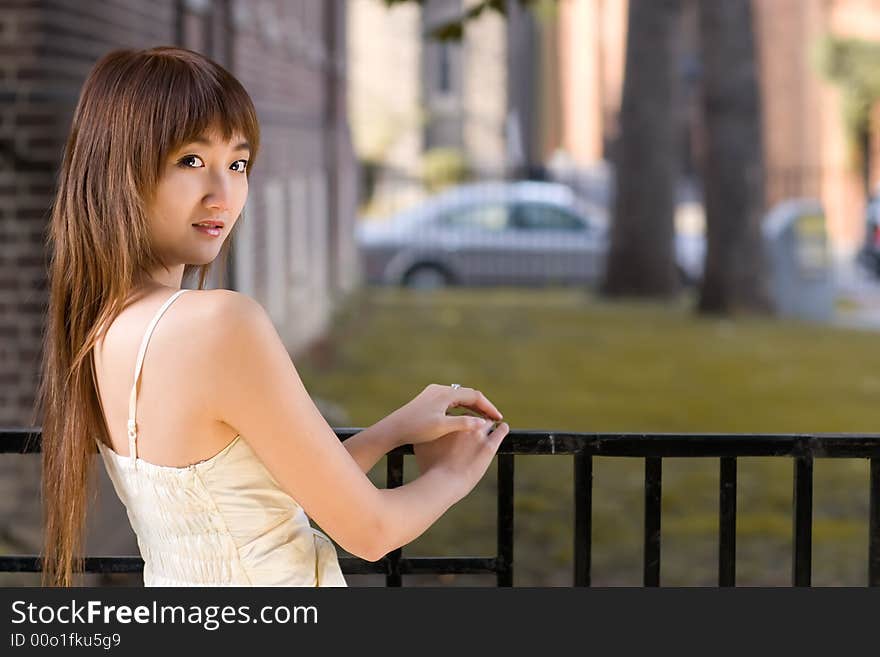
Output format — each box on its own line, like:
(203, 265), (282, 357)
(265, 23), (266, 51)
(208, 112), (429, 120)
(347, 0), (507, 218)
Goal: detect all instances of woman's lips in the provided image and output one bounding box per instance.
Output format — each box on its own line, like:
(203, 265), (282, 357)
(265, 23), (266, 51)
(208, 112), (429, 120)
(193, 225), (222, 237)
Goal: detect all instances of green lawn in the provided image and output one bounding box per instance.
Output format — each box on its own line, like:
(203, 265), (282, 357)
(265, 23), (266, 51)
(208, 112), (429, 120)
(297, 286), (879, 586)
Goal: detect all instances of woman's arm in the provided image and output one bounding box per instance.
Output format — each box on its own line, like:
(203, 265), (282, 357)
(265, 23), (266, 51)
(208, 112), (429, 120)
(202, 290), (468, 562)
(342, 414), (404, 474)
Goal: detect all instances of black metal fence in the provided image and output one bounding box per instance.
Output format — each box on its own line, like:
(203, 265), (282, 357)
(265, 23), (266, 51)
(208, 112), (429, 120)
(2, 428), (879, 587)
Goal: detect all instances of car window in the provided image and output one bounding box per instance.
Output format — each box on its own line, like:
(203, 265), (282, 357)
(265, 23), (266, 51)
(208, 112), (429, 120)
(438, 203), (510, 231)
(513, 203), (588, 231)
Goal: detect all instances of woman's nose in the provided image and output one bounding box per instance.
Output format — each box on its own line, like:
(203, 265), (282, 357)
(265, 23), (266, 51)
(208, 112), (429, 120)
(203, 170), (231, 211)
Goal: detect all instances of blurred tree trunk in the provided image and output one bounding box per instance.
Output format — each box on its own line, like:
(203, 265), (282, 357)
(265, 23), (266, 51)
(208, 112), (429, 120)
(696, 0), (772, 314)
(601, 0), (681, 298)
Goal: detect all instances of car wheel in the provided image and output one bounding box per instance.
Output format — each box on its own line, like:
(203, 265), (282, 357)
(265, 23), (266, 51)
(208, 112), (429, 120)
(403, 264), (451, 289)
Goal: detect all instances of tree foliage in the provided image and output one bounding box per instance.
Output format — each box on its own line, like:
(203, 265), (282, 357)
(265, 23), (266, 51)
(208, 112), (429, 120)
(816, 36), (880, 192)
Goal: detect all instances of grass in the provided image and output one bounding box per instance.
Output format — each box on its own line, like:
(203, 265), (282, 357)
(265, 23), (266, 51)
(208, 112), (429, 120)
(297, 286), (880, 586)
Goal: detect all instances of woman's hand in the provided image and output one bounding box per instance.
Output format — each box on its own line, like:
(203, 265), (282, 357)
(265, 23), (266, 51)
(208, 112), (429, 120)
(413, 420), (510, 498)
(385, 383), (504, 447)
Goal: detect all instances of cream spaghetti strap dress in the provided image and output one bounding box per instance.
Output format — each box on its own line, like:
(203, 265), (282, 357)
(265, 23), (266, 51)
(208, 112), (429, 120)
(93, 288), (347, 586)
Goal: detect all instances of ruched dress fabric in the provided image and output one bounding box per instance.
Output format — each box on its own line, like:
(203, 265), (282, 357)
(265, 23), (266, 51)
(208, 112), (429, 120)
(93, 288), (347, 587)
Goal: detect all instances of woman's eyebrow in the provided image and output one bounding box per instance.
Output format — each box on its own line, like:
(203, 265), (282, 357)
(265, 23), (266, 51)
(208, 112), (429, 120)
(184, 137), (251, 152)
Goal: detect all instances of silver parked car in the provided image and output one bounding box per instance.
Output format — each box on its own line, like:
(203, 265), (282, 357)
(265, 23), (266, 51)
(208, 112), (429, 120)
(356, 181), (705, 289)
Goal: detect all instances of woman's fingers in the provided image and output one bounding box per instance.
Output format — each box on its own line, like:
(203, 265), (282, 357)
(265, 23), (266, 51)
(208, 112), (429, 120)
(446, 386), (503, 420)
(488, 422), (509, 448)
(447, 414), (493, 434)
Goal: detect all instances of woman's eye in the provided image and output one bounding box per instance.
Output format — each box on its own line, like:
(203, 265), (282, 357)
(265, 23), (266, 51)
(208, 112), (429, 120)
(179, 155), (204, 168)
(177, 155), (247, 172)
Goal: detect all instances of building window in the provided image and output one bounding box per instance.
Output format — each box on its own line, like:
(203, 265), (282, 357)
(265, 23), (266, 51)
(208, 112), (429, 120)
(438, 41), (451, 93)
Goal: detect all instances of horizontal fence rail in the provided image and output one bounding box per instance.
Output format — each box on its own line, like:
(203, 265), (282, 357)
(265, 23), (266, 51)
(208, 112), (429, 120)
(2, 428), (880, 586)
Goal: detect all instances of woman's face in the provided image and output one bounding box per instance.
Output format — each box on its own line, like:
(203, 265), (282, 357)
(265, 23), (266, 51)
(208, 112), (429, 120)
(146, 125), (251, 269)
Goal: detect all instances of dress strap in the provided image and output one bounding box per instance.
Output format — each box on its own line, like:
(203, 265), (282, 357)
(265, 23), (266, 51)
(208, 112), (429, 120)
(127, 288), (191, 470)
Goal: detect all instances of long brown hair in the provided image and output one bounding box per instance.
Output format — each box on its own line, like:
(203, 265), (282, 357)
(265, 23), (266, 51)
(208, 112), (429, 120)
(33, 46), (261, 586)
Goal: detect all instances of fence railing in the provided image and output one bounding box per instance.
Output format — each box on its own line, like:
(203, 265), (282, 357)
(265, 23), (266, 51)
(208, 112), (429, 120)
(2, 428), (879, 586)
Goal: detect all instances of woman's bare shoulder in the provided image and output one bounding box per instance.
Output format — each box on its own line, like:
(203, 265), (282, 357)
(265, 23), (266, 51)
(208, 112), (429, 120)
(155, 289), (272, 377)
(178, 289), (277, 370)
(171, 289), (279, 416)
(181, 288), (266, 325)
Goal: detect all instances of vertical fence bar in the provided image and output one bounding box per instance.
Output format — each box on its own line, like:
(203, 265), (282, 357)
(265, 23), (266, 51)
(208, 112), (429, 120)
(644, 457), (662, 587)
(386, 453), (404, 587)
(870, 457), (880, 587)
(792, 454), (813, 587)
(497, 453), (515, 587)
(718, 457), (737, 586)
(574, 451), (593, 586)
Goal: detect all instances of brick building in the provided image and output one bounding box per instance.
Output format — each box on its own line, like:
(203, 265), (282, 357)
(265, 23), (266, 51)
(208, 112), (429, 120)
(0, 0), (359, 583)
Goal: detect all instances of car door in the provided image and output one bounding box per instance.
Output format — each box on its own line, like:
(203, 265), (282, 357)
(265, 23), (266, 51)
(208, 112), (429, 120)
(508, 202), (604, 285)
(433, 202), (515, 285)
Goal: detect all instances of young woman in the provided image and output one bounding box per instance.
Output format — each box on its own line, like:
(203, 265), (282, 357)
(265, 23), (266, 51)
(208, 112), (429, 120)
(35, 46), (509, 587)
